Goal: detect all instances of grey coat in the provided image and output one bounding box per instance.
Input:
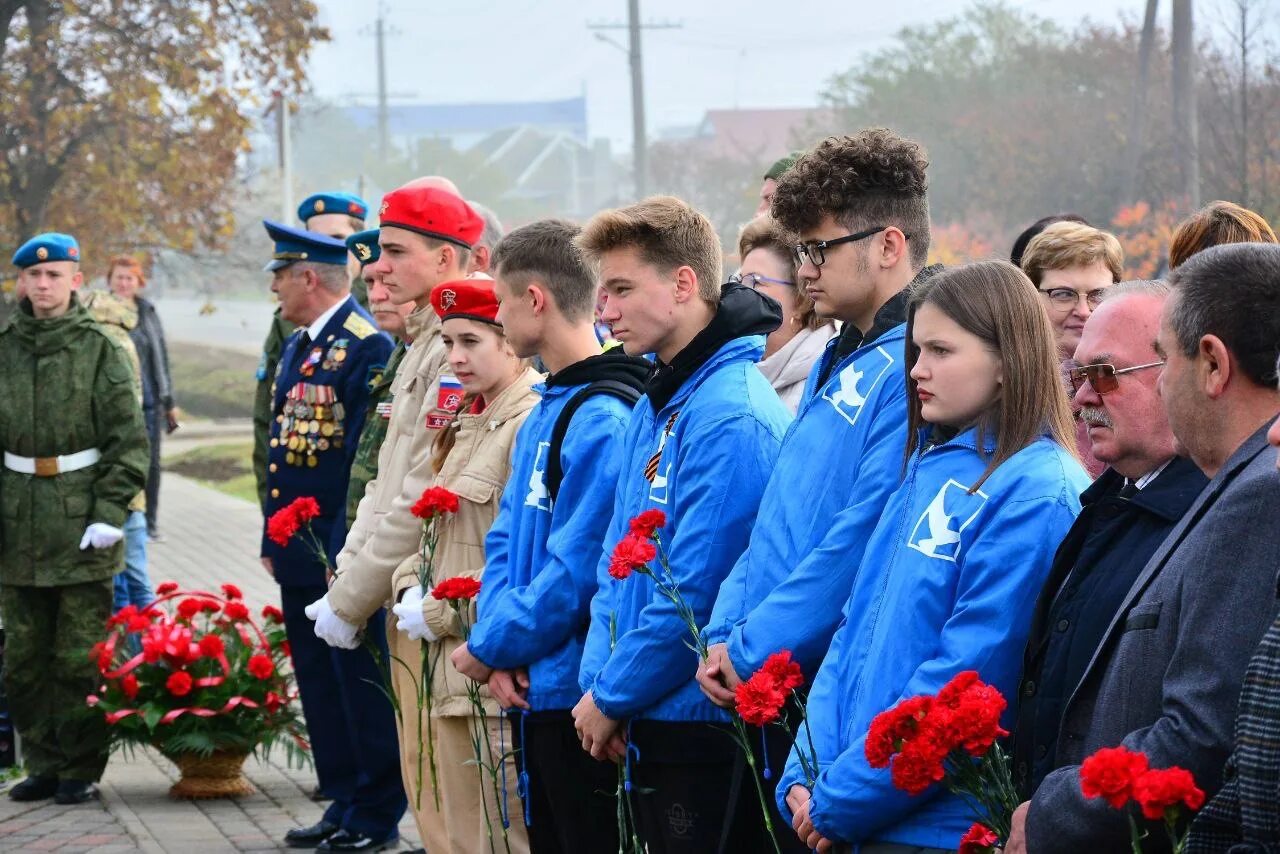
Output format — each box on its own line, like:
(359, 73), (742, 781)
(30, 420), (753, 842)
(1027, 424), (1280, 853)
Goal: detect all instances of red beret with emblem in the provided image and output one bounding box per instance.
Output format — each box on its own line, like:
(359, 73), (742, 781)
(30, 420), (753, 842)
(430, 278), (500, 325)
(378, 183), (483, 250)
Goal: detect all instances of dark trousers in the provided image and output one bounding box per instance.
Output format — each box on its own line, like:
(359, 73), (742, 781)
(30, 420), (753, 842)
(0, 579), (113, 781)
(627, 719), (782, 854)
(143, 405), (162, 534)
(509, 709), (620, 853)
(280, 584), (406, 839)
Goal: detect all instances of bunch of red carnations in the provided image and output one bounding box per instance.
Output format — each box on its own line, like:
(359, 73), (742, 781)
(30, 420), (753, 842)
(1078, 745), (1204, 853)
(865, 671), (1019, 845)
(86, 583), (307, 763)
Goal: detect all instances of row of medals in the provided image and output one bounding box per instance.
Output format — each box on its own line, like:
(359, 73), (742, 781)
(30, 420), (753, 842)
(276, 393), (347, 467)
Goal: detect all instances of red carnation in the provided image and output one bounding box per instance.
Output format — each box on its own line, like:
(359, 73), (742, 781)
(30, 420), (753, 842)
(88, 642), (113, 674)
(266, 504), (302, 546)
(866, 695), (934, 768)
(247, 654), (275, 680)
(292, 496), (321, 523)
(261, 605), (285, 623)
(411, 486), (460, 520)
(223, 601), (250, 621)
(156, 581), (179, 595)
(108, 605), (138, 629)
(931, 672), (1009, 757)
(628, 509), (667, 539)
(760, 650), (804, 692)
(889, 732), (950, 795)
(198, 635), (225, 658)
(735, 673), (787, 727)
(126, 611), (153, 633)
(120, 673), (139, 700)
(431, 577), (482, 601)
(166, 671), (194, 697)
(176, 597), (204, 620)
(608, 533), (656, 580)
(279, 639), (291, 659)
(220, 583), (243, 600)
(1080, 746), (1150, 809)
(958, 822), (1000, 854)
(1132, 766), (1205, 821)
(264, 691), (284, 712)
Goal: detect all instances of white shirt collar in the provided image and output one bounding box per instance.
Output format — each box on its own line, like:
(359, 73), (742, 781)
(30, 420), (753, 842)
(1132, 459), (1173, 491)
(306, 296), (350, 342)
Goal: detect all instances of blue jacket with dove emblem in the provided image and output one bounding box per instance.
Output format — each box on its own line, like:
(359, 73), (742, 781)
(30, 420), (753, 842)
(778, 425), (1088, 849)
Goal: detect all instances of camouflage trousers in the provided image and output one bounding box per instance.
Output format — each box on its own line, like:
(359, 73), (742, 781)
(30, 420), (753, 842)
(0, 578), (113, 781)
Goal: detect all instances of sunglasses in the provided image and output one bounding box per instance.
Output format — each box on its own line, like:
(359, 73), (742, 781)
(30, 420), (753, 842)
(1069, 360), (1165, 395)
(728, 271), (795, 290)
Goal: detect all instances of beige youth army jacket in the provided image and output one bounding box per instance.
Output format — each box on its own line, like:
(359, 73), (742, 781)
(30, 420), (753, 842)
(329, 303), (451, 623)
(389, 366), (541, 717)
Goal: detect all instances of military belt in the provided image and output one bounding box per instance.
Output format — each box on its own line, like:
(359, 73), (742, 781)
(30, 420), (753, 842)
(3, 448), (101, 476)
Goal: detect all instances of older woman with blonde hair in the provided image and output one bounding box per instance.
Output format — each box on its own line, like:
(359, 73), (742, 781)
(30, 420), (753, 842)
(735, 215), (838, 411)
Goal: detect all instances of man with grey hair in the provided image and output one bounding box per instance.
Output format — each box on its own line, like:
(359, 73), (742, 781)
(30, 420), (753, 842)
(1009, 244), (1280, 853)
(258, 220), (405, 852)
(467, 199), (504, 274)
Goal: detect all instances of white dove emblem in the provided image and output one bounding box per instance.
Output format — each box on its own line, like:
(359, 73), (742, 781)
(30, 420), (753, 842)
(907, 479), (989, 562)
(822, 346), (894, 427)
(524, 441), (551, 511)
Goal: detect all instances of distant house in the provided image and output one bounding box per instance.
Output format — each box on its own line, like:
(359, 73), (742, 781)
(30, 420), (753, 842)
(343, 96), (590, 151)
(665, 107), (836, 164)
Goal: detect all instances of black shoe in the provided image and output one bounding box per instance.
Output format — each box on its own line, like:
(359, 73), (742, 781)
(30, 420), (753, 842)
(309, 784), (333, 802)
(285, 820), (341, 849)
(53, 779), (98, 804)
(8, 775), (58, 801)
(318, 830), (399, 852)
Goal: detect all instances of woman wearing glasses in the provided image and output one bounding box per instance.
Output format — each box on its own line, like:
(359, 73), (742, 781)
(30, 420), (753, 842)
(1020, 221), (1125, 478)
(733, 216), (838, 412)
(781, 261), (1090, 854)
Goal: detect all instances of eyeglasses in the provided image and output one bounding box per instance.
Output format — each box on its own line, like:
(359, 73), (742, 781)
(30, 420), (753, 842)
(1039, 287), (1110, 313)
(793, 226), (900, 268)
(1069, 360), (1166, 395)
(728, 271), (795, 290)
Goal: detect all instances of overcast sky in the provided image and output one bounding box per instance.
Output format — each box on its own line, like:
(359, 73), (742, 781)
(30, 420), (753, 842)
(302, 0), (1235, 151)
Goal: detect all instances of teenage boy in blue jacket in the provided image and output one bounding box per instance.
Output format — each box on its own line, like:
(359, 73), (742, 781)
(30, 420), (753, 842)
(571, 196), (793, 852)
(447, 219), (651, 853)
(698, 130), (941, 829)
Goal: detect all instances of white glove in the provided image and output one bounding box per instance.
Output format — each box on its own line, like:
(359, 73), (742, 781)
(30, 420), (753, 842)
(391, 587), (438, 642)
(79, 522), (124, 550)
(304, 594), (361, 650)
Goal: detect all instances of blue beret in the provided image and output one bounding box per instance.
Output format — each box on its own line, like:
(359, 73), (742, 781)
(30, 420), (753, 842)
(346, 229), (380, 268)
(262, 220), (350, 272)
(12, 233), (80, 268)
(298, 192), (368, 223)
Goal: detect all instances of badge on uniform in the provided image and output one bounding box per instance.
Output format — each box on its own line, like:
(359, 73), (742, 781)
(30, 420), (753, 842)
(322, 339), (349, 372)
(300, 346), (324, 378)
(425, 375), (463, 429)
(279, 382), (346, 466)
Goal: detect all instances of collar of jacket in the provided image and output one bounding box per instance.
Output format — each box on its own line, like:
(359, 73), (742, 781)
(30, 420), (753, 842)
(404, 301), (440, 343)
(456, 365), (543, 429)
(1082, 456), (1207, 522)
(542, 350), (652, 396)
(645, 283), (781, 412)
(914, 420), (1003, 458)
(757, 322), (838, 389)
(832, 263), (944, 355)
(10, 293), (100, 355)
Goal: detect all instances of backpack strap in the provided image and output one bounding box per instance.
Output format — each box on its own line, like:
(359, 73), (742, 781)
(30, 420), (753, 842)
(546, 380), (644, 503)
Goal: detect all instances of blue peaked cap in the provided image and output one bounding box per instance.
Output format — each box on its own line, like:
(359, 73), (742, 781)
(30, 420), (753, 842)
(346, 229), (381, 268)
(12, 232), (80, 268)
(297, 191), (368, 223)
(262, 219), (350, 272)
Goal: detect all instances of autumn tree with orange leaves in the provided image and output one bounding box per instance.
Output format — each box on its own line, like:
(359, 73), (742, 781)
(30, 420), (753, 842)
(0, 1), (327, 270)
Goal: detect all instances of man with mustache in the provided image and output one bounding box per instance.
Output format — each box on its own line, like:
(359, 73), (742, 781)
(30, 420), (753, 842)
(1006, 279), (1209, 846)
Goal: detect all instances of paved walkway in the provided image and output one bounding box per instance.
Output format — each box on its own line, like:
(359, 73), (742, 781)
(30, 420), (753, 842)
(0, 474), (423, 852)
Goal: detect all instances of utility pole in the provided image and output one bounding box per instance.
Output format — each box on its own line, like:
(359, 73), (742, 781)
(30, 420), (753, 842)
(1120, 0), (1159, 206)
(376, 13), (389, 161)
(1171, 0), (1200, 209)
(588, 7), (681, 200)
(275, 91), (294, 222)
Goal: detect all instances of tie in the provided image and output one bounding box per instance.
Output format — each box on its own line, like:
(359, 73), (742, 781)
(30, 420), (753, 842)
(1118, 480), (1139, 500)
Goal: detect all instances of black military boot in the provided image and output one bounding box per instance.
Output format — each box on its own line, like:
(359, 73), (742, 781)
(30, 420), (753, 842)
(9, 775), (59, 801)
(52, 779), (98, 804)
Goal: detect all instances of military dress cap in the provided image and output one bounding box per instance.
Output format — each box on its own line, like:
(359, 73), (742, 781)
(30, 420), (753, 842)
(12, 233), (80, 268)
(430, 278), (500, 325)
(346, 229), (381, 268)
(378, 184), (483, 250)
(298, 191), (369, 223)
(262, 220), (350, 272)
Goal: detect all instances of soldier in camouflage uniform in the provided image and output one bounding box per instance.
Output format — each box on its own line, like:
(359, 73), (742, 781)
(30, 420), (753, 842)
(254, 191), (371, 511)
(341, 229), (410, 534)
(0, 234), (148, 805)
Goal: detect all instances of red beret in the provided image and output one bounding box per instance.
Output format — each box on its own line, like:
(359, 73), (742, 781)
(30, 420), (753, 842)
(377, 184), (483, 250)
(431, 278), (500, 325)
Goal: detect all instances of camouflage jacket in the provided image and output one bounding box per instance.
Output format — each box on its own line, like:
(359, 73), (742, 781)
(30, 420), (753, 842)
(81, 290), (146, 514)
(0, 295), (149, 586)
(253, 309), (297, 509)
(345, 340), (405, 530)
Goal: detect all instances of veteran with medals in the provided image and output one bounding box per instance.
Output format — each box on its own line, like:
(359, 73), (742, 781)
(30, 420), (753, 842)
(257, 221), (406, 852)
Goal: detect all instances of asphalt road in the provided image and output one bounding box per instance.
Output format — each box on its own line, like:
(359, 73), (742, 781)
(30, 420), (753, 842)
(153, 295), (275, 356)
